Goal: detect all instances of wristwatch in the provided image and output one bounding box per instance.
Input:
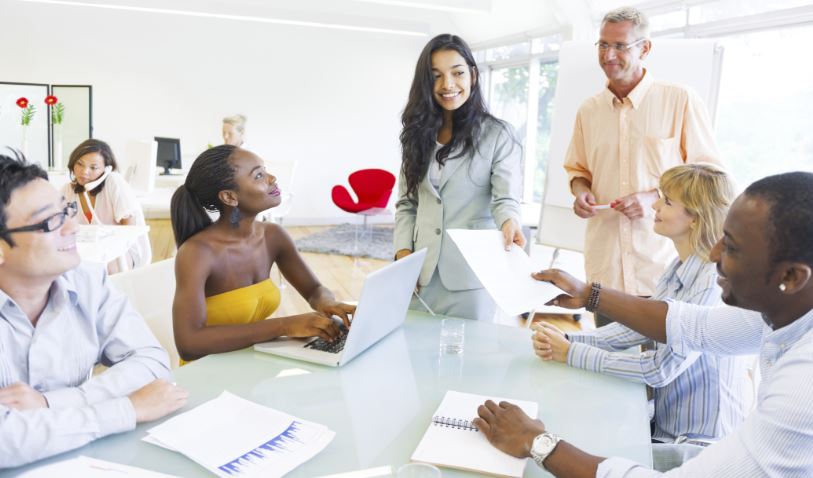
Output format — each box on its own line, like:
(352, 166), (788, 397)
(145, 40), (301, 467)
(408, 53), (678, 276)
(530, 432), (562, 469)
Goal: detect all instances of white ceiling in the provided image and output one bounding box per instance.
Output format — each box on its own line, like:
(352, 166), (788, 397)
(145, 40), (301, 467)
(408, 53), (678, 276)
(11, 0), (661, 43)
(11, 0), (569, 42)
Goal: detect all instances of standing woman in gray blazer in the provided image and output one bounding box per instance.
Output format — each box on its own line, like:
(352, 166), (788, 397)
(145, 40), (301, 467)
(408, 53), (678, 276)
(394, 34), (525, 321)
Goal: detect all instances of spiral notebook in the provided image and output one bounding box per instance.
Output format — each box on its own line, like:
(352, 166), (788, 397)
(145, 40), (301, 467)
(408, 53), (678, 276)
(411, 390), (539, 478)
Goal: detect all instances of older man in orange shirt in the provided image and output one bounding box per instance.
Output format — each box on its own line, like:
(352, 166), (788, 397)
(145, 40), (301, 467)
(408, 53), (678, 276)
(564, 7), (723, 325)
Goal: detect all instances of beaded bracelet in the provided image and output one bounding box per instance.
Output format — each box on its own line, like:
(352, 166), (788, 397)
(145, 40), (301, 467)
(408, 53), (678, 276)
(586, 282), (602, 312)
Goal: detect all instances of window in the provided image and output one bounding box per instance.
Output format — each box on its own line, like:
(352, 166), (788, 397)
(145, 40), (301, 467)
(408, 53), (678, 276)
(642, 1), (813, 187)
(689, 0), (813, 23)
(477, 34), (561, 203)
(714, 24), (813, 187)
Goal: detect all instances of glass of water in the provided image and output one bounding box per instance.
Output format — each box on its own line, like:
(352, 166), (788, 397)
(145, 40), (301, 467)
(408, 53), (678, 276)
(396, 463), (442, 478)
(440, 318), (465, 355)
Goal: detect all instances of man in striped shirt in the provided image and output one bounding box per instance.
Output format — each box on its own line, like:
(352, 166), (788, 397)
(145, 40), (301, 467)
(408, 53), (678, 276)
(474, 171), (813, 477)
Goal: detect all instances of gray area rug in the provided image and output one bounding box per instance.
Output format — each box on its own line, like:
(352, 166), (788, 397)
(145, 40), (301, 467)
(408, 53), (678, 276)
(295, 223), (394, 260)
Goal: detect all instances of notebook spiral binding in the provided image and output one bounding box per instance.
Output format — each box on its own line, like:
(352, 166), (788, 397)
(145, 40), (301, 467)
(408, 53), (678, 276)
(431, 415), (479, 431)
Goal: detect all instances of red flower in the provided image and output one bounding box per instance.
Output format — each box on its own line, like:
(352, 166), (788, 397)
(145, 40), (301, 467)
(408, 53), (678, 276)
(44, 95), (58, 105)
(16, 97), (29, 108)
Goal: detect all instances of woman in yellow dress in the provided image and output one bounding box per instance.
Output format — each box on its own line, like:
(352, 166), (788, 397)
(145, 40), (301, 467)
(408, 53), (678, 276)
(170, 145), (354, 362)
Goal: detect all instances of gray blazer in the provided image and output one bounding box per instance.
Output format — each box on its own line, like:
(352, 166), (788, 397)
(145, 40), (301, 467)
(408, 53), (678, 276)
(394, 117), (522, 291)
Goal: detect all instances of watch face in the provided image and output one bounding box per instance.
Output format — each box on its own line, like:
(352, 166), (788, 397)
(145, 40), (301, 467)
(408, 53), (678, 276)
(532, 433), (559, 457)
(535, 435), (554, 452)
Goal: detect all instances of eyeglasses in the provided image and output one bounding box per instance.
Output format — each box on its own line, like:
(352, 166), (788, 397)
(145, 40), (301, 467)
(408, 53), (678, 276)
(2, 201), (78, 236)
(595, 38), (646, 53)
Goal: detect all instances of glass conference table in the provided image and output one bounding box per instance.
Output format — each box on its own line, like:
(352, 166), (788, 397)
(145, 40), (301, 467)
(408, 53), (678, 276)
(9, 312), (652, 477)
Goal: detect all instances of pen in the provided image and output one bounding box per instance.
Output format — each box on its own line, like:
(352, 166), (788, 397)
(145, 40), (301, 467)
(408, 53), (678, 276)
(413, 290), (436, 316)
(549, 247), (560, 269)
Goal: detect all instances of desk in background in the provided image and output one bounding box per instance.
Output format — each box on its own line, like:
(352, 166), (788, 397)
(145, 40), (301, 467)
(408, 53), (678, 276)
(76, 225), (150, 271)
(8, 313), (652, 477)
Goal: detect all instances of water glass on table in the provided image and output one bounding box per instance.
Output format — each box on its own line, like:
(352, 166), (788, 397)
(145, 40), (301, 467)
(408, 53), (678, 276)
(439, 318), (465, 355)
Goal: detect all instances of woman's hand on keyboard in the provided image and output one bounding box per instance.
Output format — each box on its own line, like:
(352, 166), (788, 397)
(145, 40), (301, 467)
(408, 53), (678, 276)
(314, 300), (356, 328)
(283, 313), (343, 342)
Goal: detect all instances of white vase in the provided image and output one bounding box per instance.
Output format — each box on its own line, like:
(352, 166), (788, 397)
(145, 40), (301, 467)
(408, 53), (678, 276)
(53, 124), (64, 170)
(20, 125), (29, 158)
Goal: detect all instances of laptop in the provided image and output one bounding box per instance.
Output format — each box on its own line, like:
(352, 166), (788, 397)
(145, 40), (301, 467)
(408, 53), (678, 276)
(253, 248), (427, 367)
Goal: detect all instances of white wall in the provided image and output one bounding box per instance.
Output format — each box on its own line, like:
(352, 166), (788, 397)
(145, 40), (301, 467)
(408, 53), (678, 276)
(450, 0), (559, 44)
(1, 1), (445, 224)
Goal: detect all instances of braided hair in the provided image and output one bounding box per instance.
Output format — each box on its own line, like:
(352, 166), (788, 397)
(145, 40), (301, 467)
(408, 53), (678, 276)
(170, 145), (238, 247)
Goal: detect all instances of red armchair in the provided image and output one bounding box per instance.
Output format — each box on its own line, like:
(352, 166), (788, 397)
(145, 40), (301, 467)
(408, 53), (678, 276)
(331, 168), (396, 214)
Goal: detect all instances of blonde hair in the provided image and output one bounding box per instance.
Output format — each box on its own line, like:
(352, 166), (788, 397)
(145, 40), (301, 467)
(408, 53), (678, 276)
(602, 6), (650, 39)
(222, 114), (247, 134)
(659, 163), (735, 261)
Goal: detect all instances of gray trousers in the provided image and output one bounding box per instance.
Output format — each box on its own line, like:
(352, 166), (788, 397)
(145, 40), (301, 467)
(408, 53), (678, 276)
(410, 270), (497, 321)
(652, 443), (706, 472)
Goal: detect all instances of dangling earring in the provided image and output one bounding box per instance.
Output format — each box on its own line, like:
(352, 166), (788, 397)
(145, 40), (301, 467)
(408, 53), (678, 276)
(230, 207), (241, 228)
(779, 283), (787, 292)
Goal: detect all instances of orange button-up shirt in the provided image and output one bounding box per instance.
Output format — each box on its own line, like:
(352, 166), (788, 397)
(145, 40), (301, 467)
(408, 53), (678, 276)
(564, 71), (722, 295)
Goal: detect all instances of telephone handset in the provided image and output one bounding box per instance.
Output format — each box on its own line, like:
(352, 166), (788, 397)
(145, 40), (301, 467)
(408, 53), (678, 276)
(83, 165), (113, 191)
(82, 166), (113, 224)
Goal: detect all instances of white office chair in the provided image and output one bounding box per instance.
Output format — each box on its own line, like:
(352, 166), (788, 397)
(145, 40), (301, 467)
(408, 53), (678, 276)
(109, 258), (179, 369)
(123, 140), (156, 197)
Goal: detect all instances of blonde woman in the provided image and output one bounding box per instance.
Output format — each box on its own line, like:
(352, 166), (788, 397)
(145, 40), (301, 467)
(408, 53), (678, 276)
(533, 164), (751, 446)
(222, 114), (247, 148)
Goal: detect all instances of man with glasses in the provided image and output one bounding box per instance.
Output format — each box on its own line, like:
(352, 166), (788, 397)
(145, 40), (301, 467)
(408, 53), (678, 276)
(564, 6), (722, 326)
(0, 151), (187, 468)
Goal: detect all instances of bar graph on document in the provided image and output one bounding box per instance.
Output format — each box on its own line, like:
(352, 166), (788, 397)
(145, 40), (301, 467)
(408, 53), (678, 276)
(143, 391), (335, 478)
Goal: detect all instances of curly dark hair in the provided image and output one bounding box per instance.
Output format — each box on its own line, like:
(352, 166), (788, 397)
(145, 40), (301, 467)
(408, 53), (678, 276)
(744, 171), (813, 268)
(400, 34), (507, 199)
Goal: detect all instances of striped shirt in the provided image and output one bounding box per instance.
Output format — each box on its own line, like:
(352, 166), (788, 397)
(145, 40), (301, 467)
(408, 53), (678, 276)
(567, 255), (750, 442)
(597, 303), (813, 477)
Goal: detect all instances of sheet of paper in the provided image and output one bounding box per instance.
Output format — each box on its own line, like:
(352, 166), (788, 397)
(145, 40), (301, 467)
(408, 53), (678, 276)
(411, 391), (538, 478)
(144, 391), (334, 478)
(447, 229), (565, 316)
(18, 456), (180, 477)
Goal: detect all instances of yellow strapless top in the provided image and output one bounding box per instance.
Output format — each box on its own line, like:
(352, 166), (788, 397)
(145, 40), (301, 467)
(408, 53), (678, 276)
(180, 279), (280, 366)
(204, 278), (281, 326)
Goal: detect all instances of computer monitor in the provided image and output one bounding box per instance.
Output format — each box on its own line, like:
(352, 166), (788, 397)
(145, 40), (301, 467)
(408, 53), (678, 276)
(154, 137), (181, 175)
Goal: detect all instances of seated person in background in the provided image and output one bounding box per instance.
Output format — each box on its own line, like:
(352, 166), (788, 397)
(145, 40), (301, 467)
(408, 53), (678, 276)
(474, 171), (813, 477)
(61, 139), (151, 274)
(534, 164), (750, 447)
(0, 151), (187, 468)
(170, 145), (355, 363)
(222, 114), (248, 148)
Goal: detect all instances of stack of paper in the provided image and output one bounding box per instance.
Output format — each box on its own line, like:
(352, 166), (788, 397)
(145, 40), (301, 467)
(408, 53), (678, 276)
(144, 391), (334, 478)
(411, 390), (539, 477)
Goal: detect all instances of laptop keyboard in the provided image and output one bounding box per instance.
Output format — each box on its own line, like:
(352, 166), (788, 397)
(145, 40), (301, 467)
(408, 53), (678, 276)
(304, 329), (348, 354)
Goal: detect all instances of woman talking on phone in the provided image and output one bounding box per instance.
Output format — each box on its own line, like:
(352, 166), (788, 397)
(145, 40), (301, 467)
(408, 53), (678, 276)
(61, 139), (152, 273)
(394, 34), (524, 321)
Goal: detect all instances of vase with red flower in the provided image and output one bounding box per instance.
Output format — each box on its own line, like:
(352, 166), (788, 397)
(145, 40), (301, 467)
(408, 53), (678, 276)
(16, 97), (36, 157)
(46, 95), (65, 169)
